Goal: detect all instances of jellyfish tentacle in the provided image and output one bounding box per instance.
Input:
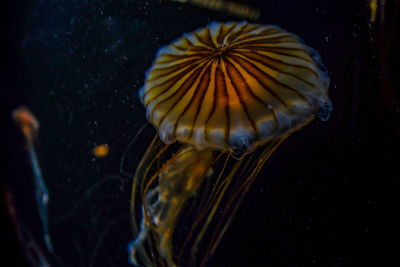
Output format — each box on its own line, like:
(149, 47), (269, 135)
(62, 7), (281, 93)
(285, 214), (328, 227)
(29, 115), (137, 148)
(191, 157), (243, 261)
(176, 152), (229, 263)
(129, 145), (213, 266)
(130, 134), (164, 266)
(120, 123), (148, 178)
(206, 137), (287, 260)
(137, 142), (179, 265)
(141, 145), (186, 231)
(131, 134), (160, 232)
(202, 153), (231, 214)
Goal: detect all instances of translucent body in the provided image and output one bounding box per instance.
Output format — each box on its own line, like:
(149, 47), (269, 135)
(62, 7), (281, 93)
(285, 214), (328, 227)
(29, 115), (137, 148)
(129, 144), (213, 266)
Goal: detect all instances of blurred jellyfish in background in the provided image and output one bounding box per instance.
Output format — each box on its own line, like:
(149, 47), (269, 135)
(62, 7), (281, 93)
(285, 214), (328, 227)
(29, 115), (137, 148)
(170, 0), (261, 20)
(128, 21), (332, 267)
(12, 107), (53, 254)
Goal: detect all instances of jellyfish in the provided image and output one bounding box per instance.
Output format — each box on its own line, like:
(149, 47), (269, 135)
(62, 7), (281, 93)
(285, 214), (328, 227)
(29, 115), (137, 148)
(128, 21), (332, 267)
(12, 106), (53, 254)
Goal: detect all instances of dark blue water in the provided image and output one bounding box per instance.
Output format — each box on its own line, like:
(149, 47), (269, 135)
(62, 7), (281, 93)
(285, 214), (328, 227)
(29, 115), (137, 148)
(1, 0), (399, 266)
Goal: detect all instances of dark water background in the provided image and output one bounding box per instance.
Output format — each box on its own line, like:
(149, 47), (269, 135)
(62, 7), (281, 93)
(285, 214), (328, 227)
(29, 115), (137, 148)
(1, 0), (399, 266)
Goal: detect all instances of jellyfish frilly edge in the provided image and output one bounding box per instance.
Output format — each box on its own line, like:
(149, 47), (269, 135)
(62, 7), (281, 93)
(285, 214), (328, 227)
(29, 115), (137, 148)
(129, 21), (332, 267)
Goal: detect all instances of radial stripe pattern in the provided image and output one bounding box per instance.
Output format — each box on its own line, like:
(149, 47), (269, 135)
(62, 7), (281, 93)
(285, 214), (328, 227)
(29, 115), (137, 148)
(139, 21), (332, 158)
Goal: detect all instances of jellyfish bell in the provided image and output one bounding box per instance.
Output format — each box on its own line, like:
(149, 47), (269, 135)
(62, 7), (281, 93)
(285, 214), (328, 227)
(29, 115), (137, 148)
(139, 20), (332, 159)
(130, 21), (332, 266)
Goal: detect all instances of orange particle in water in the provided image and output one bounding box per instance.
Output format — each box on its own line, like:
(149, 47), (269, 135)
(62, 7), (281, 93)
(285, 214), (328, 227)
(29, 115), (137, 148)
(93, 144), (109, 158)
